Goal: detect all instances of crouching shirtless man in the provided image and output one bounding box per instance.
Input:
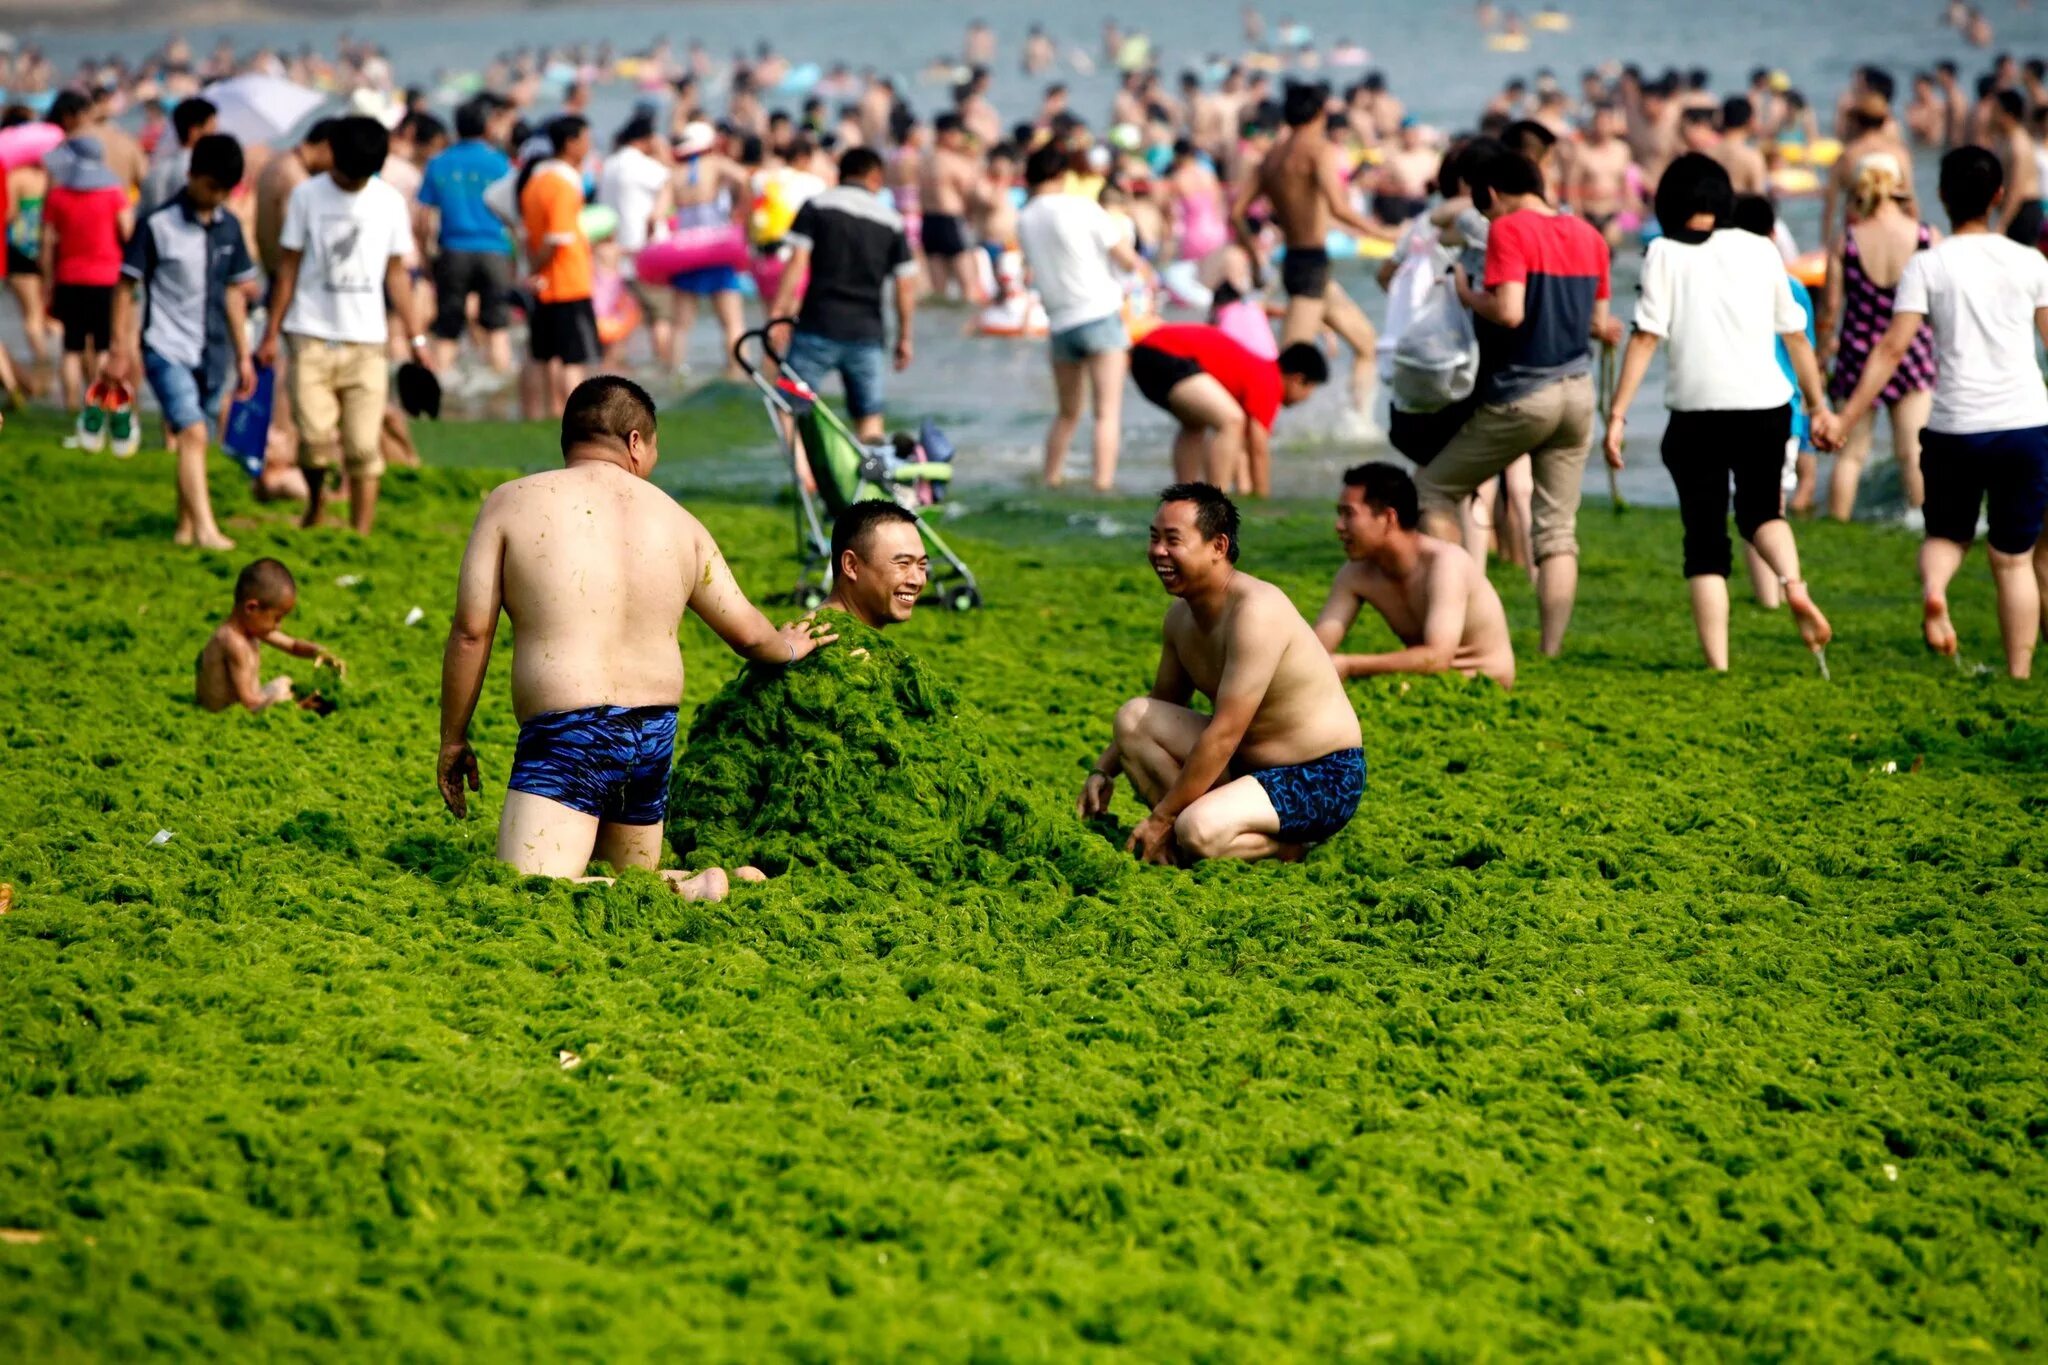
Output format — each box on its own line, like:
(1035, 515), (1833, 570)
(437, 375), (834, 896)
(1079, 482), (1365, 864)
(1314, 462), (1516, 689)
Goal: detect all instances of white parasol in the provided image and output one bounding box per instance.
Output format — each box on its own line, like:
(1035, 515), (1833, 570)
(202, 73), (330, 148)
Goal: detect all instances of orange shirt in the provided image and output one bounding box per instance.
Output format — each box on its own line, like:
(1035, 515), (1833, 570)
(520, 160), (591, 303)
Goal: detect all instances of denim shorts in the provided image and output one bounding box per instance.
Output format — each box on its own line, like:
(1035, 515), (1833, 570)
(1049, 313), (1130, 365)
(143, 347), (228, 436)
(785, 329), (887, 419)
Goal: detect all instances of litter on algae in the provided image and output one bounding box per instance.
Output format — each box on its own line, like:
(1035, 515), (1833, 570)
(668, 611), (1129, 893)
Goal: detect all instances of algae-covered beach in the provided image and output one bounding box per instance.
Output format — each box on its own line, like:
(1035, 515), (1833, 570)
(2, 406), (2044, 1358)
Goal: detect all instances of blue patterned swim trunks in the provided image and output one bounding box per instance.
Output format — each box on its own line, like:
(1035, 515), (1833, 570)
(1247, 747), (1365, 844)
(508, 704), (678, 825)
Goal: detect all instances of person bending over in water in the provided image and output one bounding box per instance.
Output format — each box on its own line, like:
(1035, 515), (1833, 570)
(822, 500), (928, 628)
(1079, 482), (1365, 865)
(196, 558), (345, 712)
(1313, 463), (1516, 689)
(437, 375), (834, 896)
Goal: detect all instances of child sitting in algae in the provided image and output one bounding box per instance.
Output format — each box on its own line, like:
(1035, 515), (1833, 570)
(195, 558), (346, 713)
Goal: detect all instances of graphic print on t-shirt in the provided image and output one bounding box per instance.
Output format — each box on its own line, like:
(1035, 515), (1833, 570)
(317, 214), (377, 294)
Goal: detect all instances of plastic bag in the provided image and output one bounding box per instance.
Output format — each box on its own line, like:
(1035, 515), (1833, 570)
(1387, 247), (1478, 415)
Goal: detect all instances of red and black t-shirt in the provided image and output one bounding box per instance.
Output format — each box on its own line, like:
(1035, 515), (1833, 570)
(1477, 209), (1610, 404)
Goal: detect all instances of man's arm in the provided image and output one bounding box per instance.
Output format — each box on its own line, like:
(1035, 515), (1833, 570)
(1244, 418), (1273, 497)
(1311, 568), (1365, 656)
(1331, 553), (1468, 679)
(1831, 309), (1925, 438)
(1228, 163), (1262, 255)
(105, 281), (140, 384)
(769, 241), (811, 320)
(1080, 628), (1193, 816)
(437, 496), (506, 817)
(892, 268), (916, 372)
(385, 255), (430, 367)
(1458, 272), (1525, 328)
(685, 525), (838, 663)
(255, 248), (301, 369)
(1143, 610), (1284, 828)
(1781, 328), (1835, 447)
(1318, 152), (1377, 237)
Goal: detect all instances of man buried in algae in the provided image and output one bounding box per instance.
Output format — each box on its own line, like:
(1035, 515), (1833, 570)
(436, 376), (834, 900)
(671, 490), (1365, 878)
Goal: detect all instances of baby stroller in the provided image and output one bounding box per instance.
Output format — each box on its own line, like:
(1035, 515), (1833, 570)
(734, 320), (982, 611)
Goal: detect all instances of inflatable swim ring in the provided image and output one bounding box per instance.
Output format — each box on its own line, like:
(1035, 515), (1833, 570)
(636, 222), (750, 284)
(1214, 297), (1277, 360)
(751, 249), (807, 309)
(1771, 167), (1821, 198)
(1789, 250), (1827, 290)
(1487, 33), (1531, 52)
(975, 291), (1049, 337)
(1532, 9), (1571, 30)
(1321, 230), (1397, 261)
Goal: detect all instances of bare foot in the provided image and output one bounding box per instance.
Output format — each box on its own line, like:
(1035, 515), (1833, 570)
(1922, 595), (1959, 657)
(1784, 579), (1832, 652)
(172, 525), (195, 547)
(734, 866), (768, 883)
(195, 530), (236, 552)
(662, 867), (730, 901)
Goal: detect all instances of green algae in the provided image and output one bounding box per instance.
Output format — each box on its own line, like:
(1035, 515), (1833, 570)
(670, 611), (1127, 893)
(0, 407), (2045, 1359)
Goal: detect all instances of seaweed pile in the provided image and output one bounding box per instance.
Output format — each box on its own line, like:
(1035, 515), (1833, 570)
(669, 611), (1126, 892)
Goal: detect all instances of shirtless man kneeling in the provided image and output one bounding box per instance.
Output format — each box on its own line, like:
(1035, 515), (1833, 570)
(822, 500), (928, 627)
(437, 376), (834, 896)
(1078, 483), (1365, 864)
(1313, 462), (1516, 689)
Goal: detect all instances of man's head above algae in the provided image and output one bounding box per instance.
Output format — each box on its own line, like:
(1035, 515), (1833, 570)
(824, 501), (929, 628)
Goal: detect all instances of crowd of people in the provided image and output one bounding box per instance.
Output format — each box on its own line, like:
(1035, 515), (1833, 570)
(1, 11), (2045, 884)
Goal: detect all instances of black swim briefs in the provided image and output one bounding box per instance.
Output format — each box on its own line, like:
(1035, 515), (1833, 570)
(1280, 245), (1332, 299)
(921, 212), (969, 258)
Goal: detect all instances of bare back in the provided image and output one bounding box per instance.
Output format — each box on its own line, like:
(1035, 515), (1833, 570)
(1164, 574), (1362, 769)
(1848, 205), (1924, 286)
(483, 464), (708, 719)
(1257, 130), (1334, 248)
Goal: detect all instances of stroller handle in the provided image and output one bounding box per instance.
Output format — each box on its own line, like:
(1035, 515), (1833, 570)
(732, 318), (800, 378)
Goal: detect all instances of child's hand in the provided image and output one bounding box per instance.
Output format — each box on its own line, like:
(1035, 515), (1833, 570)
(313, 650), (347, 676)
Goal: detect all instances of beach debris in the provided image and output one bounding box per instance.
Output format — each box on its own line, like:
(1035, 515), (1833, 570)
(557, 1049), (583, 1070)
(0, 883), (10, 914)
(336, 574), (363, 588)
(0, 1229), (45, 1245)
(1812, 646), (1830, 682)
(403, 606), (426, 627)
(1882, 1163), (1899, 1182)
(148, 829), (174, 846)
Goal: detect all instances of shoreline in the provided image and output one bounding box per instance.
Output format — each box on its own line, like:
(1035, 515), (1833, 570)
(4, 0), (660, 36)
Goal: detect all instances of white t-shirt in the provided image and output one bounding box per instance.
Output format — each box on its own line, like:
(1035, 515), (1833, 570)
(1632, 230), (1805, 412)
(1016, 192), (1126, 334)
(280, 174), (417, 345)
(1894, 232), (2048, 434)
(599, 146), (671, 254)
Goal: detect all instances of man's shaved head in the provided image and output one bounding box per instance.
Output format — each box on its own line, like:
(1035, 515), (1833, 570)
(561, 375), (658, 457)
(830, 500), (920, 568)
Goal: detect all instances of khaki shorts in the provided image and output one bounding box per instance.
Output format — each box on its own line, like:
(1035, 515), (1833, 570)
(288, 337), (389, 479)
(1414, 372), (1594, 562)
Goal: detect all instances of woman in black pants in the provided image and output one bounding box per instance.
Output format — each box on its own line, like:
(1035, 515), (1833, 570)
(1602, 154), (1838, 672)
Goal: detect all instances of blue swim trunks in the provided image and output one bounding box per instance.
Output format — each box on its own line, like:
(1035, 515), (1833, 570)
(508, 704), (678, 825)
(1248, 747), (1365, 844)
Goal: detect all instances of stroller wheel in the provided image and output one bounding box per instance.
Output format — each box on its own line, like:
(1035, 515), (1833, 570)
(943, 585), (982, 612)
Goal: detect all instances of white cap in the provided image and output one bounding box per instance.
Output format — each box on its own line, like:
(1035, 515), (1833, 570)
(676, 120), (717, 157)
